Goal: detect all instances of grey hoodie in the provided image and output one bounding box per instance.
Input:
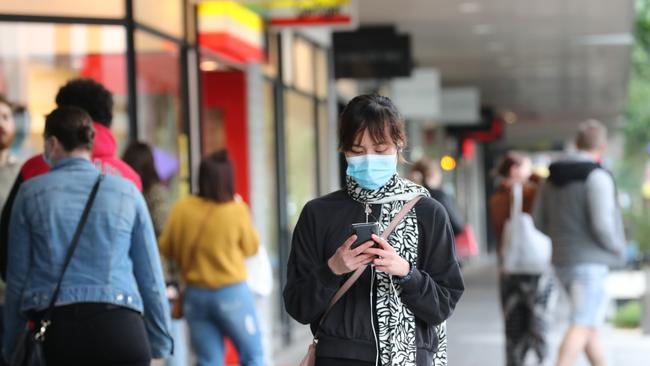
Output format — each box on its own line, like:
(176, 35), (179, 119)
(533, 153), (625, 268)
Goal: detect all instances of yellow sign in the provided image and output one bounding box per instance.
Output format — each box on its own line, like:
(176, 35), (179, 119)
(199, 1), (263, 32)
(243, 0), (356, 27)
(263, 0), (351, 8)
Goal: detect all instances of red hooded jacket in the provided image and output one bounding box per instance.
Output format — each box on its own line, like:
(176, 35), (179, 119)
(0, 123), (141, 279)
(20, 123), (142, 188)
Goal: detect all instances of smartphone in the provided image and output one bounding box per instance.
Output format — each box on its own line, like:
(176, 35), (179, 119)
(350, 222), (380, 249)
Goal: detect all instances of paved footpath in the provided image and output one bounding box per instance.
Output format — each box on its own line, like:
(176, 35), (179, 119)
(274, 260), (650, 365)
(447, 261), (650, 366)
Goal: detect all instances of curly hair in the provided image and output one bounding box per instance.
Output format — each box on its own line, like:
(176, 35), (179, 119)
(55, 78), (113, 127)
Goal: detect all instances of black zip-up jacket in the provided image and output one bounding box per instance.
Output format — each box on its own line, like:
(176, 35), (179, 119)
(283, 189), (464, 365)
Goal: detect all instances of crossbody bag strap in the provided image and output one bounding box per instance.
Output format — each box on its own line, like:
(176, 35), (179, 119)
(46, 174), (104, 313)
(317, 195), (423, 328)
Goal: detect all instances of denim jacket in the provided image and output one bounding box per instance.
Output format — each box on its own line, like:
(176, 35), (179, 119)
(3, 158), (172, 359)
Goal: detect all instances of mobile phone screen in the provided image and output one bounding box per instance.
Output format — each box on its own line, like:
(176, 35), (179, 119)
(350, 222), (380, 249)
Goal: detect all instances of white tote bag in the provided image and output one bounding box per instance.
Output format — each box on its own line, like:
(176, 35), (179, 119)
(502, 184), (552, 274)
(246, 245), (274, 297)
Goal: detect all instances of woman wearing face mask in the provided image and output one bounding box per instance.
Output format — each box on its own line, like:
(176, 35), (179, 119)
(283, 95), (464, 366)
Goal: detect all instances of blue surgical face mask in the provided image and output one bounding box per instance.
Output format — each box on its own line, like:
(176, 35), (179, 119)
(346, 154), (397, 190)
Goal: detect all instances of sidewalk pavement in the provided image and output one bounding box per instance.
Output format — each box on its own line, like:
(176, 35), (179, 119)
(448, 260), (650, 365)
(273, 259), (650, 365)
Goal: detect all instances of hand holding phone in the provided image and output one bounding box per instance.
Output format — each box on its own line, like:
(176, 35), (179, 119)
(327, 232), (376, 275)
(350, 222), (380, 249)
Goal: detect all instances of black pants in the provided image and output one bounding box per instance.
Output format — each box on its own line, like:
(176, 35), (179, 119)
(316, 357), (375, 366)
(39, 302), (151, 366)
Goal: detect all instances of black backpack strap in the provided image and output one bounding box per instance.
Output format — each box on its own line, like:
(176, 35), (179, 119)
(46, 174), (104, 312)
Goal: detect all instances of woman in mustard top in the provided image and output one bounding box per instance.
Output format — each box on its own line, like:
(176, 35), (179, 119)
(159, 151), (263, 366)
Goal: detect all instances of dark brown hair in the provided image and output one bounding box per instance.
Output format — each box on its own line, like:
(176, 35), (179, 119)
(198, 150), (235, 203)
(338, 94), (406, 152)
(122, 142), (160, 193)
(495, 151), (526, 178)
(575, 119), (607, 151)
(44, 106), (95, 152)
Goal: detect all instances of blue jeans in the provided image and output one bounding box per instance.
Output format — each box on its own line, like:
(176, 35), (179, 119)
(184, 283), (264, 366)
(165, 319), (188, 366)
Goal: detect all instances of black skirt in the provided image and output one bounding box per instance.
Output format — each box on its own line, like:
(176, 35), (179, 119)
(38, 302), (152, 366)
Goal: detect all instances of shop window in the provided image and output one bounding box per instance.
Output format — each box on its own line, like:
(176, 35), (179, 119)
(0, 22), (127, 158)
(134, 0), (184, 39)
(134, 30), (185, 198)
(293, 37), (315, 94)
(315, 48), (329, 99)
(284, 90), (317, 228)
(0, 0), (124, 18)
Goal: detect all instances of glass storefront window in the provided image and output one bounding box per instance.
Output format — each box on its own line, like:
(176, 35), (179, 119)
(0, 0), (124, 18)
(318, 101), (330, 195)
(293, 37), (315, 94)
(0, 22), (128, 158)
(315, 48), (329, 99)
(134, 30), (184, 197)
(284, 90), (317, 228)
(134, 0), (184, 39)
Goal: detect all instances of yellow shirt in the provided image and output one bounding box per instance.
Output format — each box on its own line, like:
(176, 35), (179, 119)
(158, 196), (259, 288)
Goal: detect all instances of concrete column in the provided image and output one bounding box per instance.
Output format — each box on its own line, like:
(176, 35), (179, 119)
(246, 63), (275, 364)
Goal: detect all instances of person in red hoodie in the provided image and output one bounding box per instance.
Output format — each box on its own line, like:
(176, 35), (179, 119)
(0, 78), (142, 279)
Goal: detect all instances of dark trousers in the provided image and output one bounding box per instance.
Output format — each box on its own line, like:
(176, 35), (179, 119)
(0, 304), (5, 366)
(316, 357), (375, 366)
(40, 302), (151, 366)
(500, 273), (554, 366)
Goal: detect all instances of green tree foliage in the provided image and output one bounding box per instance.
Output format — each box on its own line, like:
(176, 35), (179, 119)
(621, 0), (650, 256)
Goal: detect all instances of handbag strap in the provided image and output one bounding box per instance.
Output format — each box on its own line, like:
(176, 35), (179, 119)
(46, 174), (104, 313)
(317, 195), (423, 328)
